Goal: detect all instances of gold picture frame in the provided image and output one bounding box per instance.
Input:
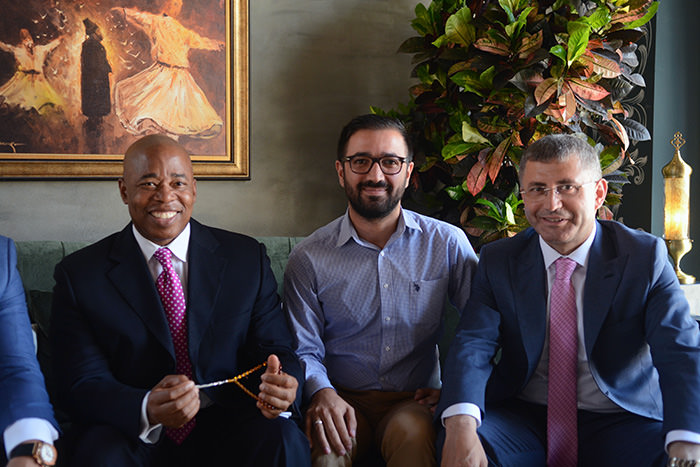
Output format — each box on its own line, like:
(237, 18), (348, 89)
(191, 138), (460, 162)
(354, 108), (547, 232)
(0, 0), (248, 179)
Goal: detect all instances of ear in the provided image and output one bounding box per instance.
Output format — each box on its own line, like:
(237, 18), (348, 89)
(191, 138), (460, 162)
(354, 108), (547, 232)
(335, 160), (345, 188)
(192, 177), (197, 201)
(118, 178), (129, 205)
(593, 178), (608, 210)
(404, 161), (415, 188)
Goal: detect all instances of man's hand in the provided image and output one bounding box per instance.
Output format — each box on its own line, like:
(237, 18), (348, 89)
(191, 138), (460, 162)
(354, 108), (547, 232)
(415, 387), (441, 414)
(146, 374), (199, 428)
(8, 457), (41, 467)
(257, 354), (298, 419)
(668, 441), (700, 461)
(441, 415), (487, 467)
(304, 388), (356, 456)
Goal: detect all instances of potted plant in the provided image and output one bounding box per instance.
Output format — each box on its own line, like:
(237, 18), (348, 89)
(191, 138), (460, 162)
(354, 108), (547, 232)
(374, 0), (658, 248)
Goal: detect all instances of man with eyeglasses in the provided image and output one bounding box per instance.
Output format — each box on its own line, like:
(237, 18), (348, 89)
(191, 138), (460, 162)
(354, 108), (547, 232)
(438, 134), (700, 466)
(284, 114), (478, 467)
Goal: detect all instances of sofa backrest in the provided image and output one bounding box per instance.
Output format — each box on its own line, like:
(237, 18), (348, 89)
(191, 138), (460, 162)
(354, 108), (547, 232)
(15, 237), (306, 296)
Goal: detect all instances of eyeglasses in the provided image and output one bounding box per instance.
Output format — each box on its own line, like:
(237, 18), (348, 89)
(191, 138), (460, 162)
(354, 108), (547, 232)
(343, 155), (407, 175)
(519, 181), (598, 200)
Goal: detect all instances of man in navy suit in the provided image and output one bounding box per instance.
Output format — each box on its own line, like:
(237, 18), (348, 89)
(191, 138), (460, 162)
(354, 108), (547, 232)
(438, 134), (700, 466)
(0, 235), (59, 467)
(50, 135), (310, 466)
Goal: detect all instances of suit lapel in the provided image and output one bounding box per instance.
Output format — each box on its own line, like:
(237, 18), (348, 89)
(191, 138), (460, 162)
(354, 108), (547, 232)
(106, 225), (174, 356)
(582, 222), (627, 353)
(511, 230), (549, 366)
(186, 221), (226, 367)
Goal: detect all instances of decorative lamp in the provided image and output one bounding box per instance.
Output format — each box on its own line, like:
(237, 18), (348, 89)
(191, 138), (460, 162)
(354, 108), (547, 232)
(663, 132), (695, 284)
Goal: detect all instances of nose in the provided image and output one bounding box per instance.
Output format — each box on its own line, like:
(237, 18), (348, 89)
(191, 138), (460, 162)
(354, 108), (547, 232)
(543, 188), (563, 210)
(365, 159), (386, 180)
(154, 183), (176, 201)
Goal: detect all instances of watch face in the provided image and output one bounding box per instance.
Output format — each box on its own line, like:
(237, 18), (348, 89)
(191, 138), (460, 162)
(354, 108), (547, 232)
(39, 444), (56, 463)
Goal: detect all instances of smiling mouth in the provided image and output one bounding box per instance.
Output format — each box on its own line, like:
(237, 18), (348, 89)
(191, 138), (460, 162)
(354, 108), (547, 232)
(541, 215), (569, 224)
(151, 211), (178, 219)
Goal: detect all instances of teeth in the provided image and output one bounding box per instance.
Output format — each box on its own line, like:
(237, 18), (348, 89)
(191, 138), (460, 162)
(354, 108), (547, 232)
(152, 211), (177, 219)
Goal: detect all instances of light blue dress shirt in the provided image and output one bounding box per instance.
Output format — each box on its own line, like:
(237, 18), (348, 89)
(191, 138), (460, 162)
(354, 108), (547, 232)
(284, 209), (478, 399)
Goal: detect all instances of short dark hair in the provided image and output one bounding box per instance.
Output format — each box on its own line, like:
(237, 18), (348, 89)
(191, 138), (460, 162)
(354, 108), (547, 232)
(519, 134), (602, 181)
(336, 114), (413, 162)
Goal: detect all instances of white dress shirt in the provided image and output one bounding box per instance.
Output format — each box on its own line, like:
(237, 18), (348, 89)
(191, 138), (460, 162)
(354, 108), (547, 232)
(3, 418), (57, 457)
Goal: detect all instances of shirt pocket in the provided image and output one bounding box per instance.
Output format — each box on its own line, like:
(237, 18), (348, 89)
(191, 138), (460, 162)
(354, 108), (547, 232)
(408, 276), (449, 329)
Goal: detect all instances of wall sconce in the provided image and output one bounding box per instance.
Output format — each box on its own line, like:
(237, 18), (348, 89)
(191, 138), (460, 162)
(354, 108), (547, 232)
(663, 132), (695, 284)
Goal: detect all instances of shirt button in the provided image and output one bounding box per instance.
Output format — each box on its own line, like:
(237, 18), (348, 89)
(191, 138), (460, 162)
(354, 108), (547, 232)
(380, 251), (385, 257)
(385, 346), (391, 351)
(383, 283), (389, 289)
(385, 317), (391, 322)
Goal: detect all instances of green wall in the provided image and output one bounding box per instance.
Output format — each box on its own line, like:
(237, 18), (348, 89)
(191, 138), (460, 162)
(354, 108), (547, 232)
(2, 0), (698, 285)
(0, 0), (418, 241)
(652, 0), (700, 279)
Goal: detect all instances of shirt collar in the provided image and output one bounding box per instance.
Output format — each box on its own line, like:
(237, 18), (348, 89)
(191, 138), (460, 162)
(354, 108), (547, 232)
(539, 222), (597, 270)
(132, 223), (191, 264)
(336, 208), (422, 249)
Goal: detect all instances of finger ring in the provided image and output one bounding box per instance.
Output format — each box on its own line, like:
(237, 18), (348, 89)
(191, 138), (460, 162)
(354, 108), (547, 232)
(314, 419), (323, 425)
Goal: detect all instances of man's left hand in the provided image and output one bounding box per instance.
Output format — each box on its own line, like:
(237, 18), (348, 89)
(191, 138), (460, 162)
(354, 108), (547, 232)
(414, 387), (440, 414)
(668, 441), (700, 461)
(8, 457), (41, 467)
(257, 354), (298, 419)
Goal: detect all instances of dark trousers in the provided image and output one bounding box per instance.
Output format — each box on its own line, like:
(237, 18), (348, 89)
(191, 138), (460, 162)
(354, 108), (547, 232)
(66, 405), (310, 467)
(438, 399), (667, 467)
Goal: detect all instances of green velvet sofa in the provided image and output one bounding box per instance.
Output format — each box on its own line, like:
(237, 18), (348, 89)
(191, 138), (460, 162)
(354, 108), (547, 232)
(14, 238), (304, 424)
(13, 237), (459, 428)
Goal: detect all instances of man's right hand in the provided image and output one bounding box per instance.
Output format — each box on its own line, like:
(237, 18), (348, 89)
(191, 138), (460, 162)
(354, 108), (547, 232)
(146, 375), (200, 428)
(441, 415), (487, 467)
(304, 388), (356, 456)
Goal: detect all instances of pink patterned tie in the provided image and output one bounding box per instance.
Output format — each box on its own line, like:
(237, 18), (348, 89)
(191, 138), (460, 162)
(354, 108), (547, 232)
(153, 247), (195, 444)
(547, 257), (578, 466)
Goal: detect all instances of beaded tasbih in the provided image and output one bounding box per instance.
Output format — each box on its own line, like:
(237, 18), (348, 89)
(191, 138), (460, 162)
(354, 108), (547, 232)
(196, 362), (280, 410)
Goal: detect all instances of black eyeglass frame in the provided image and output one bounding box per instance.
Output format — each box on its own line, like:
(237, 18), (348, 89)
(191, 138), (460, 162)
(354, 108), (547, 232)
(342, 155), (408, 175)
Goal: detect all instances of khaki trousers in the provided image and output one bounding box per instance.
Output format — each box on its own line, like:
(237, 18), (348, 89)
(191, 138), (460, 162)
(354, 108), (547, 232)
(311, 388), (436, 467)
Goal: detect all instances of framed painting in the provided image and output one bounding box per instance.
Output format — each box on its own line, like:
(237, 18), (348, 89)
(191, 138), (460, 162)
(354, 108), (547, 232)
(0, 0), (249, 179)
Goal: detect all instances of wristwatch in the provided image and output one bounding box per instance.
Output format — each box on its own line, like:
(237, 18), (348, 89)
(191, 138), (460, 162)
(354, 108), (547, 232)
(9, 441), (57, 466)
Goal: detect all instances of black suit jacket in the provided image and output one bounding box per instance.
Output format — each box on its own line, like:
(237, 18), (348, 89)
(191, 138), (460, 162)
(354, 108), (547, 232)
(50, 220), (303, 439)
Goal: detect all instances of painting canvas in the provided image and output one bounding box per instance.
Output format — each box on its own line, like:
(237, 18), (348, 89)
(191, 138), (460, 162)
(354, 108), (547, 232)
(0, 0), (248, 179)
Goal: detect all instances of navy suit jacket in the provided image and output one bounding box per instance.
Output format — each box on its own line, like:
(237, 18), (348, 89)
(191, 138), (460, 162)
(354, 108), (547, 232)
(50, 220), (303, 439)
(0, 235), (58, 433)
(439, 221), (700, 434)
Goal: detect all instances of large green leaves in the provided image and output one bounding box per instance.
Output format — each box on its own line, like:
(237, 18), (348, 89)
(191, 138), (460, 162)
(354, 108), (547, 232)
(376, 0), (658, 248)
(567, 21), (590, 66)
(445, 7), (476, 48)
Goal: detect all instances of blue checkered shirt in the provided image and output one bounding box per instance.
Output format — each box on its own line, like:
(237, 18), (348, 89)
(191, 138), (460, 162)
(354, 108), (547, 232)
(284, 209), (478, 399)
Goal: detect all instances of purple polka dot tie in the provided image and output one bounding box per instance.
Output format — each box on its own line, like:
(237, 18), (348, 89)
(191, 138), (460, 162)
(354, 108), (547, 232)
(547, 257), (578, 467)
(154, 247), (195, 444)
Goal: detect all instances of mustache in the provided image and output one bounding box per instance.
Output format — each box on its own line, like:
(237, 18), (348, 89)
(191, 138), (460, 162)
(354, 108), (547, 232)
(359, 181), (389, 189)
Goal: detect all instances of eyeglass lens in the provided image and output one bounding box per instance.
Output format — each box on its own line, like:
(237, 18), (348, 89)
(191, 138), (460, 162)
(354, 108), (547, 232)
(347, 156), (404, 174)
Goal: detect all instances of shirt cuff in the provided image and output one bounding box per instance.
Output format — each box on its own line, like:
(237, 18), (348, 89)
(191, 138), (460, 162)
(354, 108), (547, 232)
(304, 375), (334, 400)
(3, 418), (58, 457)
(441, 403), (482, 427)
(665, 430), (700, 452)
(139, 391), (162, 444)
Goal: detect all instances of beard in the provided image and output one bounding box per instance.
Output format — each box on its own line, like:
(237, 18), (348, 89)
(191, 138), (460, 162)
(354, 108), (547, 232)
(345, 179), (405, 220)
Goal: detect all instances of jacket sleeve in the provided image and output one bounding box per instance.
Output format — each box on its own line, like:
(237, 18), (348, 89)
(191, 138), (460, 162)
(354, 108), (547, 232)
(0, 237), (58, 432)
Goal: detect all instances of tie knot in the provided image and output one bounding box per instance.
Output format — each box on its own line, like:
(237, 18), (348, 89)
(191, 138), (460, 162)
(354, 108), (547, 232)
(554, 257), (576, 281)
(153, 247), (173, 266)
